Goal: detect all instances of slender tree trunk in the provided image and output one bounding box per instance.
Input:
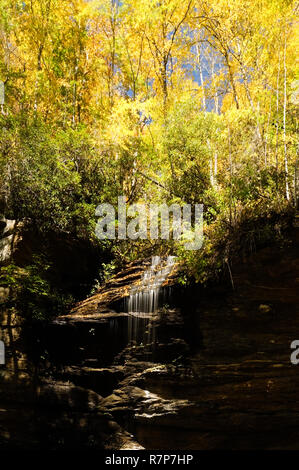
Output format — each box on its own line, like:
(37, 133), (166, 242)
(283, 27), (289, 200)
(294, 153), (298, 209)
(225, 53), (239, 109)
(228, 128), (232, 225)
(72, 62), (78, 126)
(108, 0), (118, 108)
(196, 44), (206, 110)
(207, 139), (215, 187)
(215, 90), (219, 115)
(161, 55), (168, 114)
(211, 56), (219, 181)
(209, 158), (214, 186)
(264, 98), (272, 166)
(34, 45), (43, 115)
(274, 47), (281, 192)
(211, 55), (219, 114)
(240, 63), (263, 150)
(214, 150), (218, 184)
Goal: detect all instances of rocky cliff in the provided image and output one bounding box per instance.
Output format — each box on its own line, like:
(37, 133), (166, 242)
(0, 221), (298, 450)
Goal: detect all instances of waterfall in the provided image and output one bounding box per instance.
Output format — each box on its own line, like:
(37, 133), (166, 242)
(126, 256), (175, 345)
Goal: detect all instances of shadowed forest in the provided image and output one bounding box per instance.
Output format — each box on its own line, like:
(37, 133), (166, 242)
(0, 0), (298, 453)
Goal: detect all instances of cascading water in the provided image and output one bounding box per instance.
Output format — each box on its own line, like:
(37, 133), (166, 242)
(126, 256), (176, 346)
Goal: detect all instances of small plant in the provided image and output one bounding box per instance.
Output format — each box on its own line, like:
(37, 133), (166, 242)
(100, 261), (117, 282)
(0, 256), (73, 323)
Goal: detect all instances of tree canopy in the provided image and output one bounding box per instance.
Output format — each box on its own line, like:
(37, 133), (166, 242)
(0, 0), (297, 278)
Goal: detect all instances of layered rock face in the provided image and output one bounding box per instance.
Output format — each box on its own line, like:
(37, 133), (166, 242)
(0, 219), (133, 450)
(0, 224), (299, 450)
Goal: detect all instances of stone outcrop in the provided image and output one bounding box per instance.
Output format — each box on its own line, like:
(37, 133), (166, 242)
(0, 370), (139, 449)
(72, 226), (299, 450)
(66, 257), (178, 319)
(0, 224), (298, 450)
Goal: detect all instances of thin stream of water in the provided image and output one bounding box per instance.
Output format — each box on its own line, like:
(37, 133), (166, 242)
(126, 256), (176, 345)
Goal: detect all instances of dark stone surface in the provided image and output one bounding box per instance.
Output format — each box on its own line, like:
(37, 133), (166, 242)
(0, 226), (298, 449)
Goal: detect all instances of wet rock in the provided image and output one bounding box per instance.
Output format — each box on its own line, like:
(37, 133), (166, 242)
(1, 226), (299, 450)
(36, 380), (104, 411)
(0, 374), (127, 449)
(64, 257), (178, 319)
(59, 366), (125, 397)
(102, 385), (190, 426)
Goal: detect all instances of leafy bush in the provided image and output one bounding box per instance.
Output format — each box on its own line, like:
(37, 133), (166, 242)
(0, 256), (73, 322)
(177, 199), (294, 285)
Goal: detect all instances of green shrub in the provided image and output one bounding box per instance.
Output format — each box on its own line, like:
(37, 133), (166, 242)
(0, 256), (74, 322)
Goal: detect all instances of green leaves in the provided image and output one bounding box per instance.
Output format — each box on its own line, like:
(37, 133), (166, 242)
(0, 118), (100, 236)
(0, 256), (74, 322)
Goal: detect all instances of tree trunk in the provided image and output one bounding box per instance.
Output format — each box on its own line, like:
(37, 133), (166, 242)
(283, 27), (289, 200)
(225, 53), (239, 109)
(196, 44), (206, 110)
(275, 49), (281, 189)
(264, 98), (272, 166)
